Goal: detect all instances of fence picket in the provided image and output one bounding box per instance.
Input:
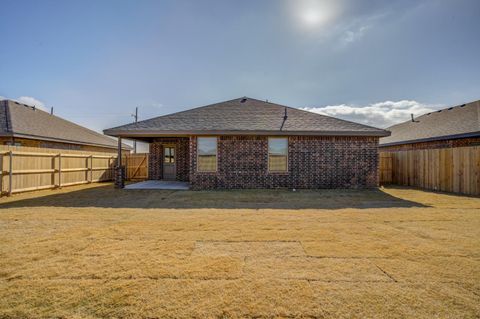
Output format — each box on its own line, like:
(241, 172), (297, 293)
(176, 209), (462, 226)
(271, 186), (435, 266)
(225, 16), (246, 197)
(0, 145), (148, 196)
(380, 146), (480, 196)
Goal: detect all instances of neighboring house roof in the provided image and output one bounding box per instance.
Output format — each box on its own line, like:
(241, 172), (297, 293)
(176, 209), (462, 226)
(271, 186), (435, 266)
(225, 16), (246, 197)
(0, 99), (131, 150)
(104, 97), (389, 137)
(380, 99), (480, 146)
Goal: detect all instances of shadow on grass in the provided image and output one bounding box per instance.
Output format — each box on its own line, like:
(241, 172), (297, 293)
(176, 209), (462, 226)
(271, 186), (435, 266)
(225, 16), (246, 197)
(0, 183), (429, 210)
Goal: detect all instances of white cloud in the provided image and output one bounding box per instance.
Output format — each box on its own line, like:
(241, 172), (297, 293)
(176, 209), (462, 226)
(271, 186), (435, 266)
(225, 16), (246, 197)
(302, 100), (442, 128)
(0, 95), (48, 112)
(17, 96), (47, 111)
(147, 101), (163, 109)
(342, 25), (370, 44)
(336, 9), (391, 46)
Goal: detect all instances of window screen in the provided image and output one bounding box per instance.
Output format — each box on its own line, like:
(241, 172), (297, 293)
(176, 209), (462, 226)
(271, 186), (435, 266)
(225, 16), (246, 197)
(268, 137), (288, 172)
(197, 137), (217, 172)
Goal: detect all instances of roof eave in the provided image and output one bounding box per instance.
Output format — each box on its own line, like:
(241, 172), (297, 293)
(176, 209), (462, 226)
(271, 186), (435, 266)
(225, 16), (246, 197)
(379, 131), (480, 147)
(3, 132), (132, 150)
(0, 132), (14, 137)
(104, 129), (390, 138)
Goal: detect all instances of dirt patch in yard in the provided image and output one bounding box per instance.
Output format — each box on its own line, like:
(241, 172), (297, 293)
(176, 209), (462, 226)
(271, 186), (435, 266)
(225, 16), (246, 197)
(0, 184), (479, 318)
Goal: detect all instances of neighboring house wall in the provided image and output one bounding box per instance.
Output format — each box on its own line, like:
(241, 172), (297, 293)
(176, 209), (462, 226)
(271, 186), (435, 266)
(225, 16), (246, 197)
(380, 136), (480, 152)
(188, 135), (379, 190)
(0, 137), (120, 153)
(149, 137), (190, 181)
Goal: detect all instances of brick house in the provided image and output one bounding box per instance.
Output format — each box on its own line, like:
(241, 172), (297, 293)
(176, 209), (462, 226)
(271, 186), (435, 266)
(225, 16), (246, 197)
(104, 97), (389, 189)
(380, 99), (480, 151)
(0, 99), (131, 153)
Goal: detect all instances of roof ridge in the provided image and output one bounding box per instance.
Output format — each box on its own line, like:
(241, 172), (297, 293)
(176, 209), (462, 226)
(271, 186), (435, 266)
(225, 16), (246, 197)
(290, 105), (387, 131)
(9, 100), (115, 139)
(4, 99), (129, 149)
(3, 100), (12, 132)
(105, 97), (390, 137)
(6, 99), (50, 114)
(112, 96), (383, 133)
(477, 100), (480, 129)
(247, 97), (387, 132)
(381, 99), (480, 145)
(107, 97), (249, 131)
(385, 99), (480, 130)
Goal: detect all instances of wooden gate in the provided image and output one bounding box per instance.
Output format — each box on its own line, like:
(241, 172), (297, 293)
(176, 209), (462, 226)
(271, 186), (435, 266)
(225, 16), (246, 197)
(379, 153), (393, 184)
(124, 153), (149, 180)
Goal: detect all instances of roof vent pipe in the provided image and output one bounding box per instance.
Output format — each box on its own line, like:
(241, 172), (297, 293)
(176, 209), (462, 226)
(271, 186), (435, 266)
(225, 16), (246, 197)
(284, 107), (288, 121)
(50, 107), (54, 115)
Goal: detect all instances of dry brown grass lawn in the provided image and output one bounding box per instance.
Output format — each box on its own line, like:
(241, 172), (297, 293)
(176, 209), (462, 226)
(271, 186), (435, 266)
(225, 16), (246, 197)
(0, 183), (479, 318)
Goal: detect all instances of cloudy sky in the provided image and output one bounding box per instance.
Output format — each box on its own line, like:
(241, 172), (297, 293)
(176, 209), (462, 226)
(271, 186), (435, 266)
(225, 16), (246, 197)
(1, 0), (479, 135)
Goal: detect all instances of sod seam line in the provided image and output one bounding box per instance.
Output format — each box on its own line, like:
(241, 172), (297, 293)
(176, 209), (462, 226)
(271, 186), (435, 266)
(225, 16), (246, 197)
(299, 240), (309, 256)
(372, 263), (398, 282)
(383, 219), (456, 223)
(195, 240), (302, 243)
(0, 277), (401, 283)
(3, 276), (244, 281)
(242, 256), (247, 276)
(287, 278), (395, 283)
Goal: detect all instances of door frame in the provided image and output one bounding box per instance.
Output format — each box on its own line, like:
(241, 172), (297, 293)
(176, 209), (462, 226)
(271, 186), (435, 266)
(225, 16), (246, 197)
(162, 145), (176, 180)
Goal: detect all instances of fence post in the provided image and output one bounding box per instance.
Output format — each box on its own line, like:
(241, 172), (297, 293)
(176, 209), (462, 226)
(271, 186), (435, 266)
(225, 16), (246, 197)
(8, 151), (13, 196)
(115, 138), (124, 188)
(58, 153), (62, 188)
(0, 152), (3, 196)
(125, 154), (128, 181)
(89, 155), (93, 183)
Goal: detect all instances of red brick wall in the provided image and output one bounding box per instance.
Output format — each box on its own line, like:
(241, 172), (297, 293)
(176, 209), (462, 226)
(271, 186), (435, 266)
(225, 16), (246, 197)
(189, 135), (379, 190)
(379, 137), (480, 152)
(149, 137), (190, 181)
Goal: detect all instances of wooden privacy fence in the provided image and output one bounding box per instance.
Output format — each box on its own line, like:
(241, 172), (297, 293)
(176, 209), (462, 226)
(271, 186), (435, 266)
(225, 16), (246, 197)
(379, 146), (480, 196)
(0, 146), (149, 196)
(379, 153), (393, 184)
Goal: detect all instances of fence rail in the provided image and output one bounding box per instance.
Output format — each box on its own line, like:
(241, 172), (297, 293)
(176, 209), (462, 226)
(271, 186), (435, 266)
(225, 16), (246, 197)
(379, 146), (480, 196)
(0, 145), (149, 196)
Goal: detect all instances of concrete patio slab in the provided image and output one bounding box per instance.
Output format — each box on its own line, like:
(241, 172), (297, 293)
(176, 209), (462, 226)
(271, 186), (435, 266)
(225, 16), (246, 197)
(125, 180), (190, 190)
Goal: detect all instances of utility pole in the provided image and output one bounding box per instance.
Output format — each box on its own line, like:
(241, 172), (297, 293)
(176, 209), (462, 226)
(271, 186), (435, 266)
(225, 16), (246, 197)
(131, 107), (138, 153)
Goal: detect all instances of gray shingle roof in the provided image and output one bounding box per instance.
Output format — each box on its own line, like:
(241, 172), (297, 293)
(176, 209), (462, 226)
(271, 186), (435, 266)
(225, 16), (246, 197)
(0, 100), (130, 150)
(104, 97), (389, 137)
(380, 99), (480, 146)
